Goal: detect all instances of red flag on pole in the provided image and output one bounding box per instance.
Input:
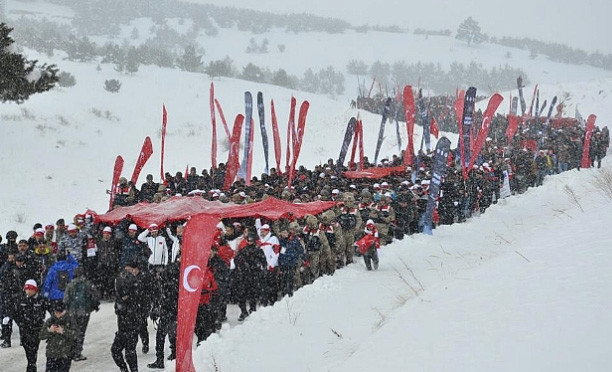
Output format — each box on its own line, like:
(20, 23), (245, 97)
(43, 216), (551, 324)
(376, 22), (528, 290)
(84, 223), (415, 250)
(581, 114), (597, 168)
(454, 90), (467, 180)
(288, 100), (309, 189)
(210, 83), (218, 170)
(130, 136), (153, 185)
(430, 117), (439, 139)
(357, 119), (364, 170)
(402, 85), (416, 166)
(270, 99), (282, 175)
(246, 118), (255, 185)
(108, 155), (124, 211)
(224, 115), (245, 190)
(285, 97), (296, 173)
(175, 214), (218, 372)
(160, 105), (167, 183)
(467, 93), (504, 170)
(214, 99), (231, 140)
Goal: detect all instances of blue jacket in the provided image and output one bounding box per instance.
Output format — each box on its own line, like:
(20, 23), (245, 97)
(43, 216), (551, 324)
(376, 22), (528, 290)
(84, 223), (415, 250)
(43, 254), (79, 301)
(278, 235), (304, 267)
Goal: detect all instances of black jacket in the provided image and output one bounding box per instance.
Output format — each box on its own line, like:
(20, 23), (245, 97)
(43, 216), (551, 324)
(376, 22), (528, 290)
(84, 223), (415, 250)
(13, 293), (48, 332)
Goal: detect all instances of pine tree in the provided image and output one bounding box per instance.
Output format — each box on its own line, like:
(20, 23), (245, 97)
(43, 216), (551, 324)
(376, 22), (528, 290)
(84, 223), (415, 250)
(176, 45), (203, 73)
(455, 17), (487, 46)
(0, 23), (58, 104)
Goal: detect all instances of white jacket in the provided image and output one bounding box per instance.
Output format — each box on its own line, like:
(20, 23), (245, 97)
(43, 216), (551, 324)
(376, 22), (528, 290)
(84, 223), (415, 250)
(138, 229), (168, 266)
(166, 227), (181, 263)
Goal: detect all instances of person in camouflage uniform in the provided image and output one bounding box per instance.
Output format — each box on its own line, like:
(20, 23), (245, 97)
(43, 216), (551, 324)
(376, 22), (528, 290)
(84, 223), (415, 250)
(335, 192), (361, 267)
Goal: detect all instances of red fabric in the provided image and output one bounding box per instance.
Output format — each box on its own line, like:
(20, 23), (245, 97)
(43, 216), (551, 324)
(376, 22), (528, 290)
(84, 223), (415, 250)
(198, 270), (217, 305)
(357, 120), (364, 171)
(246, 117), (255, 186)
(403, 85), (416, 166)
(223, 115), (244, 190)
(130, 136), (153, 185)
(108, 156), (124, 211)
(467, 93), (503, 170)
(210, 83), (217, 170)
(214, 98), (231, 140)
(355, 234), (379, 255)
(430, 117), (439, 139)
(343, 166), (405, 180)
(521, 140), (537, 152)
(216, 245), (235, 267)
(286, 96), (296, 173)
(176, 214), (218, 372)
(506, 114), (519, 146)
(96, 196), (336, 229)
(160, 105), (167, 183)
(289, 100), (309, 189)
(581, 114), (597, 168)
(271, 99), (282, 175)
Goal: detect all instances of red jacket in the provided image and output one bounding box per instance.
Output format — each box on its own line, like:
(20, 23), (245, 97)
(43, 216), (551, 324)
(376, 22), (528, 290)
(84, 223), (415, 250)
(199, 270), (217, 305)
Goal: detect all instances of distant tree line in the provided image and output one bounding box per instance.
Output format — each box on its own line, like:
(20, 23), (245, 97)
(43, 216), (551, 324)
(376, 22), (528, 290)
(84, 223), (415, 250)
(347, 59), (527, 95)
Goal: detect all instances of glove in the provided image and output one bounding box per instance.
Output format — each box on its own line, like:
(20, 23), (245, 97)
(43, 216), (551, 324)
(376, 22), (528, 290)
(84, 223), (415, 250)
(268, 266), (275, 272)
(304, 260), (310, 268)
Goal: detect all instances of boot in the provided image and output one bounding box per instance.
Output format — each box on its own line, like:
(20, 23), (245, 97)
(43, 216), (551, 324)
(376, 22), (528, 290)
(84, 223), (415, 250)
(238, 312), (249, 321)
(0, 340), (10, 348)
(167, 352), (176, 361)
(142, 343), (149, 354)
(147, 359), (164, 369)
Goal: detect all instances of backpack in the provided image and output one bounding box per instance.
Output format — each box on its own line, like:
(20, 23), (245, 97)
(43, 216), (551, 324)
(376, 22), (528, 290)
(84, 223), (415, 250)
(57, 269), (70, 291)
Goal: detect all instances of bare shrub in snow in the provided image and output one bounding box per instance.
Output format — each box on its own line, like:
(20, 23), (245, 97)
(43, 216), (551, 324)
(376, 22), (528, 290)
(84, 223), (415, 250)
(593, 168), (612, 200)
(564, 185), (584, 212)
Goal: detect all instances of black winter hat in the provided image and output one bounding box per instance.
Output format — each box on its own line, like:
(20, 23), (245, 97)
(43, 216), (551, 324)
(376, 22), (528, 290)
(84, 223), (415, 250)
(6, 231), (17, 240)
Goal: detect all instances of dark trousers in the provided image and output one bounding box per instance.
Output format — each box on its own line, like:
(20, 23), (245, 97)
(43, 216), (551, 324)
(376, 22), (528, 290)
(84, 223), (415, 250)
(71, 313), (90, 357)
(154, 316), (176, 359)
(98, 264), (117, 298)
(21, 330), (40, 372)
(138, 318), (148, 348)
(363, 247), (379, 271)
(45, 357), (71, 372)
(111, 330), (138, 372)
(195, 305), (215, 343)
(261, 269), (279, 306)
(280, 266), (296, 297)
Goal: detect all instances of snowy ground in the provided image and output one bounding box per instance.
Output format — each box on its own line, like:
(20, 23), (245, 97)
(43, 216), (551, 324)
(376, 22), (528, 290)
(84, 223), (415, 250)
(3, 157), (611, 371)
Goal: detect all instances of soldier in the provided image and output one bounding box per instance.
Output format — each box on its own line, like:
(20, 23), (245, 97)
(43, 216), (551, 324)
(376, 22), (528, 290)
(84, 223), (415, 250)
(13, 279), (48, 372)
(336, 192), (362, 267)
(301, 214), (330, 284)
(319, 210), (343, 276)
(371, 194), (396, 245)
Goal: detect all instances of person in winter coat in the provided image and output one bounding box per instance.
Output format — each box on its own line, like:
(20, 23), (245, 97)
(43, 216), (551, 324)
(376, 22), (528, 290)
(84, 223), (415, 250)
(0, 251), (20, 348)
(42, 252), (79, 311)
(355, 220), (380, 271)
(195, 264), (217, 345)
(165, 224), (183, 263)
(147, 256), (180, 369)
(96, 226), (120, 299)
(139, 174), (159, 203)
(233, 233), (267, 321)
(111, 260), (144, 372)
(13, 279), (48, 372)
(370, 194), (396, 245)
(119, 223), (148, 268)
(319, 210), (344, 275)
(39, 301), (76, 372)
(63, 267), (100, 362)
(278, 222), (304, 297)
(138, 223), (168, 270)
(301, 214), (330, 284)
(57, 224), (86, 264)
(257, 223), (281, 306)
(336, 193), (362, 267)
(209, 241), (231, 329)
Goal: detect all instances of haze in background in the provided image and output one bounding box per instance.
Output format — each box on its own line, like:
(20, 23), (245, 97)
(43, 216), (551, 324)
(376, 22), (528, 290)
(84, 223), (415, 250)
(185, 0), (612, 54)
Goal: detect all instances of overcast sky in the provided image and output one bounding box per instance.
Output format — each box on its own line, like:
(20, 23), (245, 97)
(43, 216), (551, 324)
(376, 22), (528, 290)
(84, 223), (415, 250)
(185, 0), (612, 54)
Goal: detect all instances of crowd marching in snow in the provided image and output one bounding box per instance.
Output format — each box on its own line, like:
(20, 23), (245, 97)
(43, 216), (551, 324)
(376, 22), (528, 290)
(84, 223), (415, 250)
(0, 117), (608, 372)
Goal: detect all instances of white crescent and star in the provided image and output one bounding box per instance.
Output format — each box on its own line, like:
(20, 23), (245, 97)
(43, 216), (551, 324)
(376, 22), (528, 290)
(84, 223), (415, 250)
(182, 265), (202, 292)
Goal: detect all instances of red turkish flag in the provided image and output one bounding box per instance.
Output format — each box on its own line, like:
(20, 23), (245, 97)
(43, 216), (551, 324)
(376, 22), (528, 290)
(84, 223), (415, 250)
(175, 214), (219, 372)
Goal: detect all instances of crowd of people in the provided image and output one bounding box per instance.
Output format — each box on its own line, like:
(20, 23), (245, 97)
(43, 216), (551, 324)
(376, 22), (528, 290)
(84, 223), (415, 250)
(0, 117), (608, 371)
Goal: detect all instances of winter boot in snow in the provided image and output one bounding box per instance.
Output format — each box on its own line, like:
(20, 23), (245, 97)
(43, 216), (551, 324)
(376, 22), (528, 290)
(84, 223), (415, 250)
(0, 339), (10, 348)
(167, 352), (176, 361)
(147, 359), (164, 369)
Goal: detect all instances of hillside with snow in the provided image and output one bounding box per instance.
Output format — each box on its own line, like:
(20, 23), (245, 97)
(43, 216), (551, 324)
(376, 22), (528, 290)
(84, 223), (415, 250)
(0, 1), (611, 371)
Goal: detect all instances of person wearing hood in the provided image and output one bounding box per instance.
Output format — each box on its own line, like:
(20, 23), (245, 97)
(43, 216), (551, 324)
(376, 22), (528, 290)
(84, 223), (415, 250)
(278, 222), (304, 297)
(42, 252), (79, 311)
(13, 279), (48, 372)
